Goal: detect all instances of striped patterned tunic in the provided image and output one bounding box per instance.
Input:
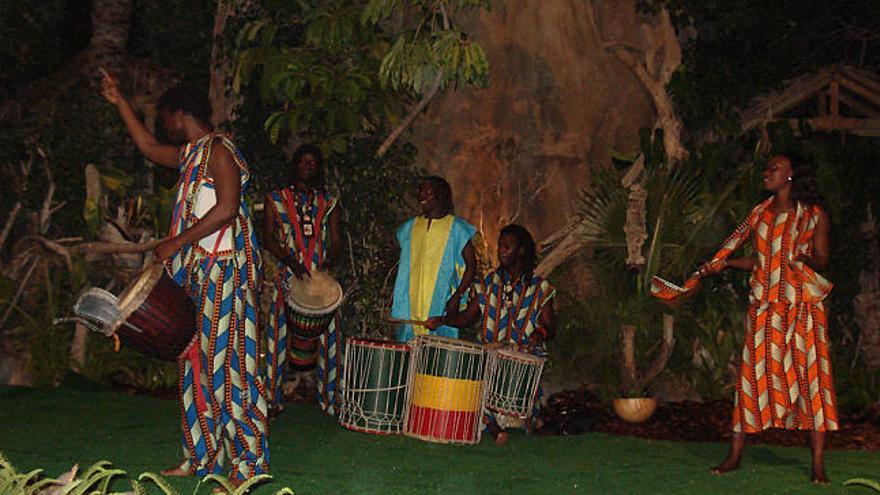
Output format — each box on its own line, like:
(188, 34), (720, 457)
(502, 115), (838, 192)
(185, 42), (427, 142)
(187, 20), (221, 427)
(651, 198), (838, 432)
(474, 270), (555, 346)
(266, 187), (337, 270)
(164, 133), (268, 480)
(734, 200), (838, 433)
(263, 186), (342, 414)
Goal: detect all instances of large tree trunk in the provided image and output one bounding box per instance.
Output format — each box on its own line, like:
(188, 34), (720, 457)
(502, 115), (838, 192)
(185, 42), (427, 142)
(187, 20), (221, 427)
(209, 0), (260, 126)
(409, 0), (659, 290)
(86, 0), (133, 76)
(0, 0), (133, 122)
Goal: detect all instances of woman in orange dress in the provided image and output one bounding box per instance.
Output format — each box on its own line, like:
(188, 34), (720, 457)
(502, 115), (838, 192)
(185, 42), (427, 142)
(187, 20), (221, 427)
(654, 153), (838, 483)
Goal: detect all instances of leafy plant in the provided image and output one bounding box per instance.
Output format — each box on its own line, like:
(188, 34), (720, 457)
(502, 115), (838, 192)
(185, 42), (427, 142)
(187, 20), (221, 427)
(328, 139), (420, 338)
(845, 478), (880, 493)
(0, 453), (295, 495)
(560, 131), (757, 398)
(235, 0), (401, 151)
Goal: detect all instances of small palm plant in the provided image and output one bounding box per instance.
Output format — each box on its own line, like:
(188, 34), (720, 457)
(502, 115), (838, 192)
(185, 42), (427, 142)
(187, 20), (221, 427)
(571, 144), (751, 403)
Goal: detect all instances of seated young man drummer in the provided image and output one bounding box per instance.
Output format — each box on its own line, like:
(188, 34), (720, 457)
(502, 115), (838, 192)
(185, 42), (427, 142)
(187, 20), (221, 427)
(262, 144), (343, 415)
(426, 224), (556, 445)
(390, 176), (477, 342)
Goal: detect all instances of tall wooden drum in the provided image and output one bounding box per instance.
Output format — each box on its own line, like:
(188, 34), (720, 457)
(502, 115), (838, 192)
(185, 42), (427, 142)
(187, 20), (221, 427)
(404, 335), (485, 445)
(338, 338), (411, 435)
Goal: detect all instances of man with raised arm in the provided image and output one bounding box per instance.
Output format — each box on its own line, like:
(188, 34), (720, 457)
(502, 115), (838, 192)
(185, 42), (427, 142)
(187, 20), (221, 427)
(100, 71), (269, 485)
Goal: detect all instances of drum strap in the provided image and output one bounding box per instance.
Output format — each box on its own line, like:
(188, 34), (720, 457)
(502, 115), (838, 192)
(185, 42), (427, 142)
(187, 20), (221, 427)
(202, 224), (230, 275)
(183, 337), (208, 414)
(281, 188), (329, 270)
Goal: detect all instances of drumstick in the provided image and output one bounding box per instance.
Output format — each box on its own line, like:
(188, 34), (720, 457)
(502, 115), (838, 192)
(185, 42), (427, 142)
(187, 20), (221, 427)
(386, 317), (430, 326)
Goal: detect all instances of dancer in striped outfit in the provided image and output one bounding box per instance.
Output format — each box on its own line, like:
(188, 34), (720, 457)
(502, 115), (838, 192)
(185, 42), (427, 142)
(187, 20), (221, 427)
(430, 224), (556, 445)
(652, 154), (837, 484)
(263, 144), (342, 415)
(101, 75), (269, 484)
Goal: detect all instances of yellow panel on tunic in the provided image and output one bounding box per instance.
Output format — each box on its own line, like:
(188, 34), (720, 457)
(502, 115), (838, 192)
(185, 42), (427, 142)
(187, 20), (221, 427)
(409, 215), (453, 336)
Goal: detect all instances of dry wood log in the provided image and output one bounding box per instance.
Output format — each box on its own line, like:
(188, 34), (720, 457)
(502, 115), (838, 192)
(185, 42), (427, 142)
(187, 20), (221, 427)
(535, 225), (588, 278)
(620, 324), (639, 395)
(640, 313), (675, 388)
(619, 314), (675, 396)
(587, 3), (688, 164)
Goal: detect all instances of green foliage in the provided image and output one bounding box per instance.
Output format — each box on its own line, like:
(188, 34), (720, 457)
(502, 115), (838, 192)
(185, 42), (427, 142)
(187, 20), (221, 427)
(0, 0), (90, 100)
(236, 0), (400, 149)
(642, 0), (880, 137)
(0, 453), (294, 495)
(551, 130), (761, 398)
(364, 0), (490, 94)
(236, 0), (491, 149)
(329, 139), (420, 337)
(845, 478), (880, 492)
(373, 24), (489, 94)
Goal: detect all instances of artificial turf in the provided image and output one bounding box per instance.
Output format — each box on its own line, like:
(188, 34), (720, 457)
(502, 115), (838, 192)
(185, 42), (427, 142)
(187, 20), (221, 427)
(1, 386), (877, 494)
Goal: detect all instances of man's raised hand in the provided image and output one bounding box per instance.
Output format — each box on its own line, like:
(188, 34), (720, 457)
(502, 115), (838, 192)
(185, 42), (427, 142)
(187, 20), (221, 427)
(99, 68), (123, 106)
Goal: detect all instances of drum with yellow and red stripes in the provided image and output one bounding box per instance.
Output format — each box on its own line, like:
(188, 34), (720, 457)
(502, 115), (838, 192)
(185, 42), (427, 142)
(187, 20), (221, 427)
(404, 335), (485, 444)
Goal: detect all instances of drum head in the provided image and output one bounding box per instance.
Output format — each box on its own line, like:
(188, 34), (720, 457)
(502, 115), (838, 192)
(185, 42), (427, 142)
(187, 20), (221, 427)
(287, 270), (343, 314)
(496, 347), (545, 364)
(112, 264), (164, 331)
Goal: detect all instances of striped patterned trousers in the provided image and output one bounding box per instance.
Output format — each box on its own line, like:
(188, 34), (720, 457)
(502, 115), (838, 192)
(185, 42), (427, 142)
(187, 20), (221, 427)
(732, 300), (839, 433)
(178, 259), (270, 480)
(265, 270), (342, 415)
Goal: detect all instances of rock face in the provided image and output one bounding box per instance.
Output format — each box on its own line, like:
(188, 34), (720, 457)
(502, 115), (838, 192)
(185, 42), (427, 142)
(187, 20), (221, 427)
(410, 0), (655, 272)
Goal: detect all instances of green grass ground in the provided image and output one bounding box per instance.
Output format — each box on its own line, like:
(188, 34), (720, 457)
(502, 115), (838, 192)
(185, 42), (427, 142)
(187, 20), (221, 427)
(0, 386), (877, 494)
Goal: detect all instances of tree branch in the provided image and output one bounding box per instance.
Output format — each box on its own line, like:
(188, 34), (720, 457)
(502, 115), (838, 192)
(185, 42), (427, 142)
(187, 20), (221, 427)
(71, 239), (160, 255)
(376, 0), (452, 157)
(0, 203), (23, 253)
(377, 70), (444, 157)
(0, 256), (39, 332)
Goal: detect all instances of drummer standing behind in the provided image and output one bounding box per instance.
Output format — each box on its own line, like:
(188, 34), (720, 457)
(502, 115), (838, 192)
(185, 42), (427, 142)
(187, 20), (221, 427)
(391, 176), (477, 342)
(428, 224), (556, 445)
(262, 144), (343, 415)
(100, 73), (269, 483)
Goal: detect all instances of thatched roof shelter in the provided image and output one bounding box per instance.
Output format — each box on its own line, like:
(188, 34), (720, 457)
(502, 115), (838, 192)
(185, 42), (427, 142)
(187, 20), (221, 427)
(741, 65), (880, 137)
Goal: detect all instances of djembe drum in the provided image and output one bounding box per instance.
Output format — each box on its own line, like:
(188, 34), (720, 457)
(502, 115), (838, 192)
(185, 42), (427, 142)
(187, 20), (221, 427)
(338, 338), (410, 434)
(404, 335), (486, 444)
(285, 270), (343, 339)
(483, 347), (545, 419)
(71, 263), (196, 360)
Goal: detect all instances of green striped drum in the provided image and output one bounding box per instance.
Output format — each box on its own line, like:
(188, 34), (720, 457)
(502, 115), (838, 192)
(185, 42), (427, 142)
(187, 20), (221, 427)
(338, 338), (410, 434)
(483, 348), (545, 418)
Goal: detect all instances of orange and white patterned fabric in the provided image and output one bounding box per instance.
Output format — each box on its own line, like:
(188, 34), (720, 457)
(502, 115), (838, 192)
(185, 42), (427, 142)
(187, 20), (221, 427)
(652, 198), (838, 432)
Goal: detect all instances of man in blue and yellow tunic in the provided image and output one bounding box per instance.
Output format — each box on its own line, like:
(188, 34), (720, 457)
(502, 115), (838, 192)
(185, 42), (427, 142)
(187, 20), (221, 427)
(391, 176), (476, 342)
(428, 224), (556, 444)
(262, 144), (343, 415)
(101, 73), (268, 484)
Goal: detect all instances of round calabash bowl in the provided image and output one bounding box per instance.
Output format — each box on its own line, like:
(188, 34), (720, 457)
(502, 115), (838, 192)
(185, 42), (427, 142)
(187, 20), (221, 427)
(612, 397), (658, 423)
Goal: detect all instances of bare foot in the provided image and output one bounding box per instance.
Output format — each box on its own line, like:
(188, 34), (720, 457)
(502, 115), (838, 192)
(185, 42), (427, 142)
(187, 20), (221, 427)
(211, 476), (244, 493)
(495, 431), (509, 446)
(712, 432), (745, 475)
(710, 456), (741, 475)
(268, 403), (285, 419)
(160, 465), (190, 477)
(811, 468), (830, 485)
